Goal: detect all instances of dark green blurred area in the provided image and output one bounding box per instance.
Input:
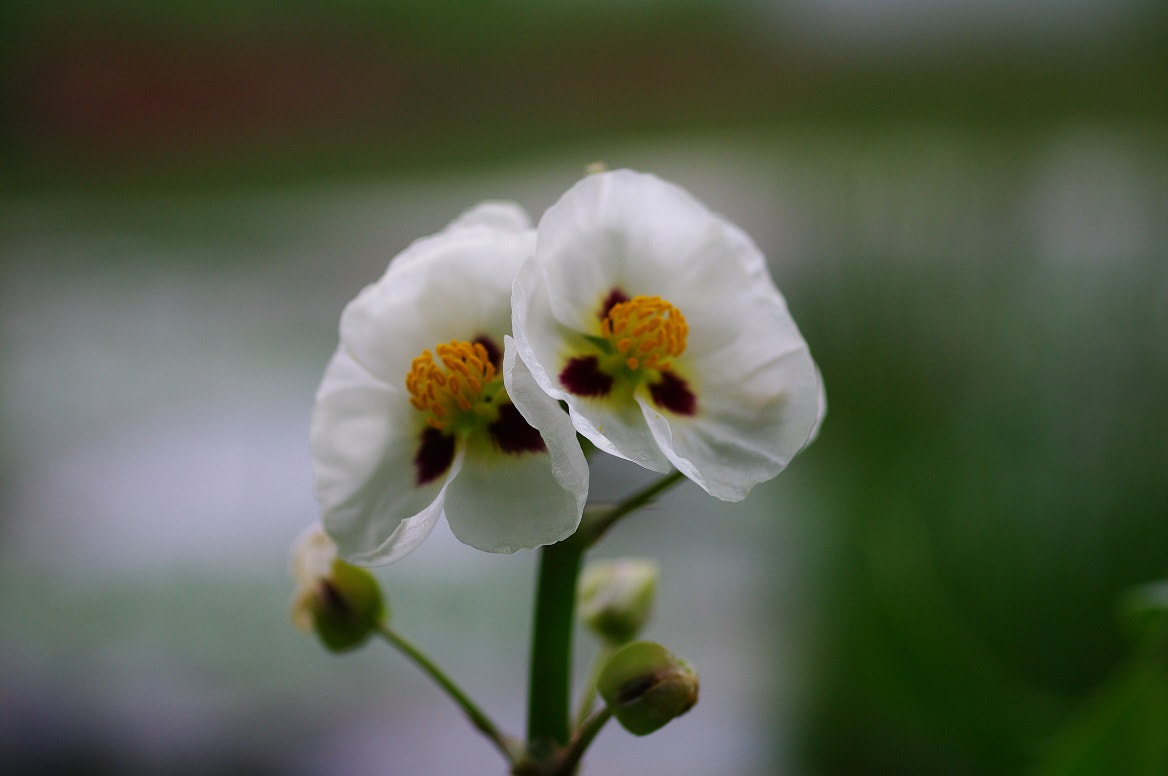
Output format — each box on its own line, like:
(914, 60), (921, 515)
(2, 0), (1166, 190)
(789, 236), (1168, 774)
(2, 1), (1166, 775)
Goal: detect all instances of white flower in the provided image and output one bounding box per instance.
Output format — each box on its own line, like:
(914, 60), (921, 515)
(311, 202), (588, 564)
(510, 170), (825, 501)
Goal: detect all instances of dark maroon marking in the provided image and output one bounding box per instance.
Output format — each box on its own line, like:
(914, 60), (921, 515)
(599, 288), (629, 320)
(473, 335), (503, 369)
(414, 427), (456, 485)
(560, 355), (614, 397)
(488, 402), (547, 454)
(320, 579), (351, 615)
(649, 371), (697, 416)
(616, 673), (657, 704)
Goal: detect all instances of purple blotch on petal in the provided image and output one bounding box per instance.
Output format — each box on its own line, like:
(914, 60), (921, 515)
(488, 402), (547, 454)
(649, 371), (697, 416)
(560, 356), (614, 397)
(414, 427), (456, 485)
(473, 335), (503, 369)
(599, 288), (629, 320)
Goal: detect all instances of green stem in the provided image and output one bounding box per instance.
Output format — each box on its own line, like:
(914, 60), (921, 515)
(376, 622), (520, 764)
(526, 535), (585, 753)
(572, 645), (610, 731)
(581, 469), (686, 547)
(522, 469), (686, 771)
(558, 707), (614, 776)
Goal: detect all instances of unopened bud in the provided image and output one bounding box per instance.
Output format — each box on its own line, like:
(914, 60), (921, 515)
(290, 524), (385, 652)
(598, 641), (699, 736)
(578, 558), (659, 645)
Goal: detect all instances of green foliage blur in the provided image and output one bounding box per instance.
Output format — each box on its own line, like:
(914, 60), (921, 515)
(788, 220), (1167, 774)
(2, 1), (1164, 774)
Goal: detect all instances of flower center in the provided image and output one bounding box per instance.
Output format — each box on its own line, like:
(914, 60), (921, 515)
(560, 292), (698, 416)
(406, 336), (546, 486)
(601, 295), (688, 373)
(406, 340), (503, 433)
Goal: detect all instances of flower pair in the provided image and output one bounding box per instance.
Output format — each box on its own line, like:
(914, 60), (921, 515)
(311, 170), (825, 564)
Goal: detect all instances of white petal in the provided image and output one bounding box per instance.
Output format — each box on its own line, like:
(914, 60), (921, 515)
(510, 255), (571, 402)
(445, 200), (532, 233)
(511, 254), (671, 472)
(669, 243), (825, 497)
(567, 398), (673, 473)
(502, 338), (590, 512)
(442, 453), (579, 552)
(442, 344), (586, 553)
(534, 170), (760, 329)
(638, 330), (825, 502)
(310, 347), (457, 564)
(349, 457), (460, 565)
(519, 168), (825, 492)
(339, 225), (534, 386)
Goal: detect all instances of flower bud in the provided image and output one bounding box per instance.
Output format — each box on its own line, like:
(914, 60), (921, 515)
(578, 558), (659, 645)
(598, 641), (699, 736)
(290, 524), (385, 652)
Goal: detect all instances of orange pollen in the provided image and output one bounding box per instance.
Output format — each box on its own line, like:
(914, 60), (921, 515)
(601, 295), (688, 372)
(405, 340), (498, 430)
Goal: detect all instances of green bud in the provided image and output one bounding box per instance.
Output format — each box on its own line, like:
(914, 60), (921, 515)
(290, 524), (386, 652)
(598, 641), (699, 736)
(578, 558), (659, 645)
(311, 558), (386, 652)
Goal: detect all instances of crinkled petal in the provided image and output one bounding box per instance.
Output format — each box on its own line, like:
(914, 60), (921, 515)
(444, 343), (586, 553)
(516, 169), (825, 493)
(639, 347), (824, 501)
(445, 200), (532, 233)
(510, 255), (571, 402)
(438, 348), (585, 554)
(502, 338), (590, 507)
(636, 259), (825, 500)
(442, 450), (575, 553)
(339, 224), (534, 387)
(348, 459), (459, 565)
(533, 170), (766, 329)
(310, 347), (461, 564)
(511, 254), (671, 472)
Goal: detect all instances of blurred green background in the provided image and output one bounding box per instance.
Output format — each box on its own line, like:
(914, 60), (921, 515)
(2, 1), (1166, 774)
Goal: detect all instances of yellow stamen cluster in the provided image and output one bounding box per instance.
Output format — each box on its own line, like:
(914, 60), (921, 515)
(406, 340), (498, 431)
(602, 295), (688, 372)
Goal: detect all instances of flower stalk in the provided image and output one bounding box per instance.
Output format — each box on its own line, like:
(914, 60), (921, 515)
(527, 533), (585, 756)
(558, 706), (614, 775)
(579, 469), (686, 547)
(376, 622), (522, 764)
(524, 469), (686, 772)
(572, 646), (610, 731)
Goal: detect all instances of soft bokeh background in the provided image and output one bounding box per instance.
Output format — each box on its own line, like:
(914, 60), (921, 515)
(2, 2), (1166, 774)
